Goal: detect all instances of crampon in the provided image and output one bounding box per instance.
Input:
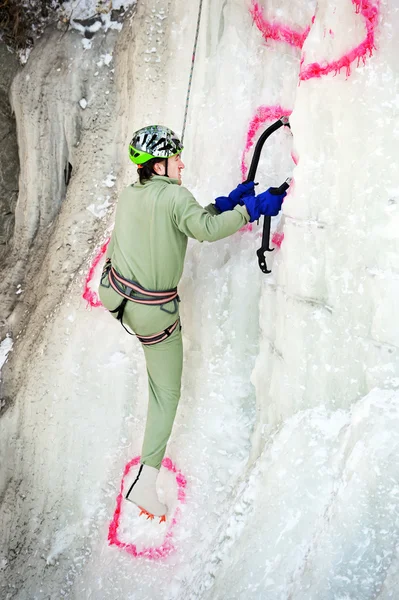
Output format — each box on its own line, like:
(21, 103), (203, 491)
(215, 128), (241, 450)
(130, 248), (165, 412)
(138, 506), (167, 524)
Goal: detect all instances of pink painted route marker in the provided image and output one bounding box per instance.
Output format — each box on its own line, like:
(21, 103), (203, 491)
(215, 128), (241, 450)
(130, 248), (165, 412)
(271, 231), (285, 247)
(250, 0), (310, 49)
(300, 0), (380, 80)
(83, 1), (380, 293)
(82, 238), (109, 308)
(243, 3), (302, 238)
(241, 105), (292, 181)
(240, 105), (292, 234)
(108, 455), (187, 560)
(250, 0), (379, 81)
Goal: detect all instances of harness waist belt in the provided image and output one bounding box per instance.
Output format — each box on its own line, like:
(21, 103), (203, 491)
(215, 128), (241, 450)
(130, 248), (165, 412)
(108, 265), (179, 306)
(101, 259), (180, 345)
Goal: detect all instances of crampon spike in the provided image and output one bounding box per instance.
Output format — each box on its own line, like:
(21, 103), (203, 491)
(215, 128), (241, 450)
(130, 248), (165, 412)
(138, 507), (166, 524)
(139, 507), (154, 520)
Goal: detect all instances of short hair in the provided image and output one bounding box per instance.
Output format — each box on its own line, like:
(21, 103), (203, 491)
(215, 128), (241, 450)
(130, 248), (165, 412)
(138, 157), (165, 184)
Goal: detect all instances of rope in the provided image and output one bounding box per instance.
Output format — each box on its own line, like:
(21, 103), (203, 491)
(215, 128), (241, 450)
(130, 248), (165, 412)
(181, 0), (204, 143)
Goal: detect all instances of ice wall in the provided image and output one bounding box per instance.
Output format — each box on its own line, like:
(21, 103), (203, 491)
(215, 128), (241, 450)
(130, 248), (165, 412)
(252, 0), (399, 440)
(1, 0), (399, 599)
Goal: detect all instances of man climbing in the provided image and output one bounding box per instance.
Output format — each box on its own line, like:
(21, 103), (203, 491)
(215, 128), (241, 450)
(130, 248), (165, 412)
(99, 125), (286, 522)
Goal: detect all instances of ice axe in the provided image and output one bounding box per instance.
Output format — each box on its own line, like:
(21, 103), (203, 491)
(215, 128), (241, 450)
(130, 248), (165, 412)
(244, 116), (291, 273)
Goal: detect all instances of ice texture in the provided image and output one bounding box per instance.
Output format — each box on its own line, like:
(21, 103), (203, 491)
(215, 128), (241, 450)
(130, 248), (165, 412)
(0, 0), (398, 599)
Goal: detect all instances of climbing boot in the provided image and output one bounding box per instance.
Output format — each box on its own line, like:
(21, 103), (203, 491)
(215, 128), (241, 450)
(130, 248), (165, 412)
(125, 464), (167, 521)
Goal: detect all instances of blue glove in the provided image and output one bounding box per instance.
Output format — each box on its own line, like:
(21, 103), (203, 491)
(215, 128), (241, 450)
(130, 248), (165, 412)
(242, 187), (287, 222)
(215, 181), (255, 213)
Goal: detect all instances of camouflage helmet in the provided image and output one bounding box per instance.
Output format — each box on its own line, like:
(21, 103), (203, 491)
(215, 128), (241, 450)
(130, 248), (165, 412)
(129, 125), (183, 165)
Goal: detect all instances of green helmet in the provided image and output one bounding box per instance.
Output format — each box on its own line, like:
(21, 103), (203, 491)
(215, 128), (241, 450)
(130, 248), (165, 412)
(129, 125), (183, 165)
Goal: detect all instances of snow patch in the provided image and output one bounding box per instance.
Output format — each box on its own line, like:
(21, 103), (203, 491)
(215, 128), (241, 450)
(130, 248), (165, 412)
(102, 53), (113, 66)
(82, 38), (93, 50)
(104, 351), (129, 368)
(0, 336), (13, 380)
(86, 196), (111, 218)
(103, 173), (116, 188)
(59, 0), (137, 37)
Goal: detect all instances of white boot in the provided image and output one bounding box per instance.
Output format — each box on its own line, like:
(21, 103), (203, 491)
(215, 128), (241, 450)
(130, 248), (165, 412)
(125, 464), (167, 518)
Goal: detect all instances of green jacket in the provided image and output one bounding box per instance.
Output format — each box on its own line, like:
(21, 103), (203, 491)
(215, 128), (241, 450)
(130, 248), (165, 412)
(106, 175), (250, 291)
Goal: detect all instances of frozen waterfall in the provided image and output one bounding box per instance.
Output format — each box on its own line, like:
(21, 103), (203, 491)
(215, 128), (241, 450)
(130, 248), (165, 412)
(0, 0), (398, 598)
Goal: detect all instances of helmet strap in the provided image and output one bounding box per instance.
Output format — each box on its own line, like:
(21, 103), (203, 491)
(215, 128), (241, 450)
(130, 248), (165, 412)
(165, 157), (168, 177)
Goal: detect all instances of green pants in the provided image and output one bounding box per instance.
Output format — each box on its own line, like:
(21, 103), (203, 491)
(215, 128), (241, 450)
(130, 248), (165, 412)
(99, 282), (183, 469)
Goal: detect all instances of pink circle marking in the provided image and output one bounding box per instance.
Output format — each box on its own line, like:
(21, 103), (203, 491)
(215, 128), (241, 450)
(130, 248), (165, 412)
(108, 456), (187, 560)
(240, 105), (291, 235)
(300, 0), (380, 80)
(250, 0), (379, 81)
(241, 105), (292, 181)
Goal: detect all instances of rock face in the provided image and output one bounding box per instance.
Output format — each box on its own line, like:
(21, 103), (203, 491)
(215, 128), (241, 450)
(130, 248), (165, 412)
(0, 25), (122, 340)
(0, 20), (125, 596)
(0, 45), (19, 262)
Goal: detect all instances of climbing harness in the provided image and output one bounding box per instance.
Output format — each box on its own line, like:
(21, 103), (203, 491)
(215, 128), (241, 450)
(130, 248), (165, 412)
(100, 259), (180, 345)
(245, 116), (292, 274)
(133, 318), (180, 346)
(107, 264), (179, 307)
(181, 0), (204, 143)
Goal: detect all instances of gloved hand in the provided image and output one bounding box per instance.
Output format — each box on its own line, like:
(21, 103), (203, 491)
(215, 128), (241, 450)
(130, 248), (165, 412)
(215, 181), (255, 213)
(242, 187), (287, 222)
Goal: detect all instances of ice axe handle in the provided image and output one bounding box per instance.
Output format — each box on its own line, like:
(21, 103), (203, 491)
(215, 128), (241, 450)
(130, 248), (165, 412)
(241, 116), (290, 273)
(245, 117), (289, 183)
(257, 178), (291, 274)
(270, 180), (291, 195)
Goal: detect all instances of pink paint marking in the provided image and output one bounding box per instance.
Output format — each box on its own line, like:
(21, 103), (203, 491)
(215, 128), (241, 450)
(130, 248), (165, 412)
(300, 0), (379, 80)
(271, 231), (285, 247)
(82, 238), (109, 308)
(241, 105), (292, 180)
(108, 455), (187, 560)
(240, 105), (292, 233)
(241, 222), (253, 233)
(84, 3), (379, 291)
(242, 5), (303, 237)
(250, 1), (310, 49)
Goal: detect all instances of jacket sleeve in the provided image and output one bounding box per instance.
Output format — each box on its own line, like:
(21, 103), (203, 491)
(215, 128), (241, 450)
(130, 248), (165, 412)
(170, 186), (250, 242)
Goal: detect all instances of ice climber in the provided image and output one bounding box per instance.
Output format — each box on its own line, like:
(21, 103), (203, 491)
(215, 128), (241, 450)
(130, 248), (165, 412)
(99, 125), (286, 522)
